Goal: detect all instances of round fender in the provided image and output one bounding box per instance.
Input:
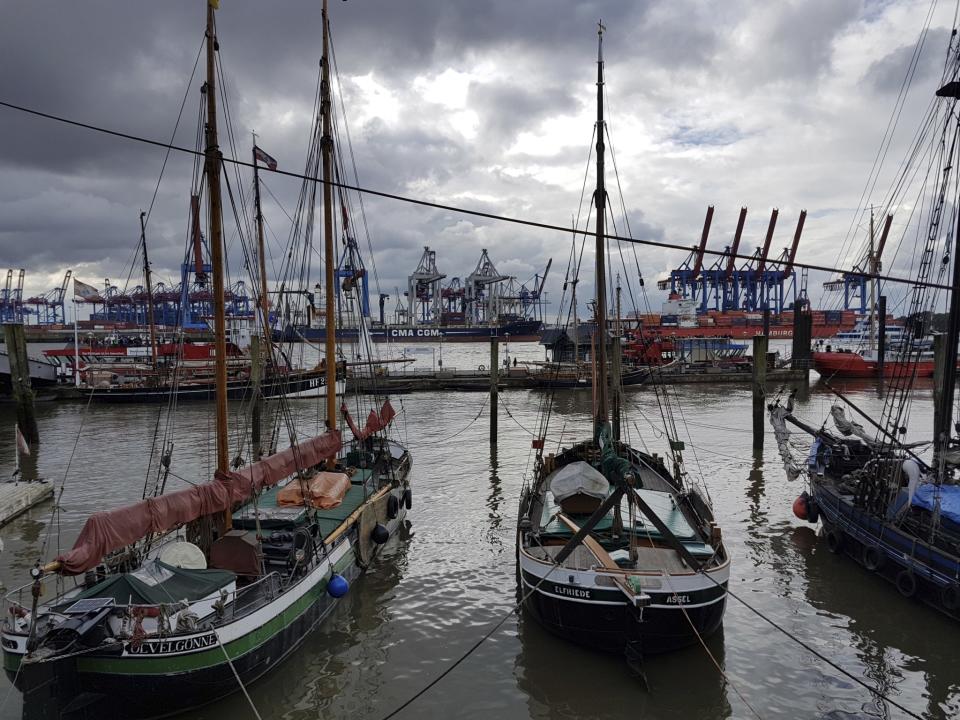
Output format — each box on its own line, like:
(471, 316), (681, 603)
(327, 573), (349, 598)
(863, 545), (884, 572)
(895, 570), (917, 598)
(402, 487), (412, 509)
(825, 529), (844, 554)
(387, 493), (400, 520)
(371, 523), (389, 545)
(941, 583), (960, 611)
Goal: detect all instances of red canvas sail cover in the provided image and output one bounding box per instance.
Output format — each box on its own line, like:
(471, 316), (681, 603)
(55, 431), (341, 576)
(224, 431), (342, 503)
(56, 480), (232, 576)
(341, 400), (395, 441)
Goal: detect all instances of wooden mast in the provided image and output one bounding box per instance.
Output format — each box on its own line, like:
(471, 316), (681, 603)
(139, 210), (158, 370)
(204, 0), (231, 526)
(321, 0), (337, 438)
(593, 22), (609, 439)
(252, 136), (272, 346)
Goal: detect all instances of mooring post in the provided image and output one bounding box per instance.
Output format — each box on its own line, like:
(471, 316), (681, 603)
(752, 334), (768, 450)
(876, 295), (887, 394)
(3, 323), (39, 445)
(250, 334), (263, 460)
(934, 333), (947, 453)
(790, 300), (812, 382)
(490, 337), (499, 445)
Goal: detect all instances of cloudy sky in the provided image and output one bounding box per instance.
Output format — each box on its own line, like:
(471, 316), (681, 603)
(0, 0), (956, 321)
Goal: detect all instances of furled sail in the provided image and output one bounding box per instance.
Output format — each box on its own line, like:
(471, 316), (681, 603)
(56, 481), (232, 575)
(222, 431), (342, 502)
(56, 431), (342, 575)
(341, 400), (396, 441)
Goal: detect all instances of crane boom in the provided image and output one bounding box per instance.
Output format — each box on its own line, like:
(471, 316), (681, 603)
(725, 207), (747, 279)
(756, 208), (779, 275)
(875, 212), (894, 264)
(783, 210), (806, 275)
(690, 205), (714, 278)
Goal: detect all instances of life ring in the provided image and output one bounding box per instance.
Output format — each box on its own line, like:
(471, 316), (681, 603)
(895, 570), (917, 598)
(863, 545), (884, 572)
(387, 493), (400, 520)
(825, 529), (844, 554)
(478, 365), (486, 371)
(941, 583), (960, 611)
(402, 487), (412, 509)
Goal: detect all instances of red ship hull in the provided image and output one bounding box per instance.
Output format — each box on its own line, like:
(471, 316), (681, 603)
(638, 324), (851, 340)
(811, 351), (936, 378)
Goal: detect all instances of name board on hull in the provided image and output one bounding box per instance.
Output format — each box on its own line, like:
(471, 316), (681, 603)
(125, 632), (218, 656)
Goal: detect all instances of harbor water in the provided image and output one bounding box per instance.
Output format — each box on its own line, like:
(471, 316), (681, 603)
(0, 341), (956, 719)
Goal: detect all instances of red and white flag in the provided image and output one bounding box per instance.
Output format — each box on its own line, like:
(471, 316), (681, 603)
(254, 146), (278, 171)
(15, 425), (30, 457)
(74, 278), (100, 300)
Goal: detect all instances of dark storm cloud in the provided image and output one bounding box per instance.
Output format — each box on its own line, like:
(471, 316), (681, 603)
(0, 0), (954, 314)
(864, 27), (951, 93)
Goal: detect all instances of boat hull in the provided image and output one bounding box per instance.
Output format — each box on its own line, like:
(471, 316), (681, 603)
(277, 318), (543, 344)
(812, 351), (935, 379)
(5, 484), (410, 719)
(810, 480), (960, 621)
(517, 549), (728, 655)
(80, 371), (338, 403)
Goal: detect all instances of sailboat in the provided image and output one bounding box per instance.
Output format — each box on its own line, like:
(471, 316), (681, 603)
(516, 26), (729, 655)
(770, 38), (960, 620)
(1, 2), (411, 717)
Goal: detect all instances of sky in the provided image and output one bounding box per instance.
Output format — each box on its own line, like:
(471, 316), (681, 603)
(0, 0), (957, 323)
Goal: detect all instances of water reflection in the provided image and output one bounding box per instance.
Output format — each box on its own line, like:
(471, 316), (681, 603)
(789, 526), (960, 719)
(514, 611), (732, 720)
(487, 446), (504, 547)
(195, 521), (415, 720)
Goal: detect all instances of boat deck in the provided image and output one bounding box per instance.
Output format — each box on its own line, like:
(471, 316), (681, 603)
(232, 468), (375, 536)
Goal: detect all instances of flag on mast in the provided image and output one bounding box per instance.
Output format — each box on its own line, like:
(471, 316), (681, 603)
(254, 146), (278, 171)
(73, 278), (100, 300)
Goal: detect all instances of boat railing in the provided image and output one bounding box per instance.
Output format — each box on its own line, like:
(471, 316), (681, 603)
(1, 568), (287, 631)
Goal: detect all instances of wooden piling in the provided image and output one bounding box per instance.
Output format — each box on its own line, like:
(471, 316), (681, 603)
(490, 337), (499, 445)
(752, 334), (768, 450)
(790, 300), (812, 381)
(934, 333), (947, 451)
(3, 323), (38, 444)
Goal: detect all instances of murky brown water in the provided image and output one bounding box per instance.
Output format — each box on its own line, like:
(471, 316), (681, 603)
(0, 342), (957, 719)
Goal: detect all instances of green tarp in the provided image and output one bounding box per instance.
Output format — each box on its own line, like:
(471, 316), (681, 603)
(66, 560), (235, 607)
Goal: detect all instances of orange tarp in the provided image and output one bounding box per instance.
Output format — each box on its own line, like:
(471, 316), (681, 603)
(277, 472), (352, 509)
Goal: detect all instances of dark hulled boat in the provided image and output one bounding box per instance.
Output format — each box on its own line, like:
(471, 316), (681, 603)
(516, 26), (728, 656)
(2, 3), (411, 716)
(769, 52), (960, 622)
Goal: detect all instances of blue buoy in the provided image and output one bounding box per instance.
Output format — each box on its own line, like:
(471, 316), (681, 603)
(327, 573), (349, 598)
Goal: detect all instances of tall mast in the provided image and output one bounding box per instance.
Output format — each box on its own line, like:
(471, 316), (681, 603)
(139, 210), (158, 369)
(204, 1), (230, 490)
(934, 79), (960, 463)
(252, 137), (271, 345)
(321, 0), (337, 434)
(593, 22), (609, 437)
(867, 207), (876, 355)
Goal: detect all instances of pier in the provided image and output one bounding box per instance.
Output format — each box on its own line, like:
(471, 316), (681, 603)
(0, 481), (53, 527)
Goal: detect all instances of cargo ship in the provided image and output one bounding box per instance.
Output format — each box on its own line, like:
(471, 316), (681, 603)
(630, 294), (858, 339)
(277, 316), (543, 343)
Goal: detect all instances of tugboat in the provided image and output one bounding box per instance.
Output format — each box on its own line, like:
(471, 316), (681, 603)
(515, 25), (729, 656)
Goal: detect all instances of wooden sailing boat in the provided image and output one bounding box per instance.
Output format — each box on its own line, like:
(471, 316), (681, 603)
(516, 26), (729, 655)
(770, 47), (960, 620)
(1, 3), (411, 717)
